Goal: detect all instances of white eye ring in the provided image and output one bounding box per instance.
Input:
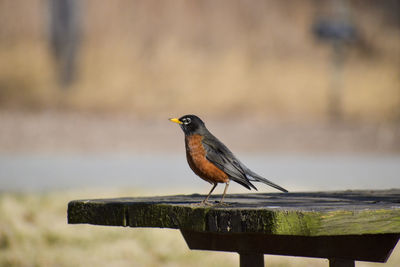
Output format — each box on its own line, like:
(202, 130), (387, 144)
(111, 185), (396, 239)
(183, 118), (191, 125)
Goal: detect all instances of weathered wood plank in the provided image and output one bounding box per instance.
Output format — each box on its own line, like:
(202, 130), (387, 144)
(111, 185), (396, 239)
(68, 189), (400, 236)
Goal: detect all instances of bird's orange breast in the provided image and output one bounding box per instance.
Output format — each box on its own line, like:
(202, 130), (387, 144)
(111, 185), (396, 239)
(185, 134), (229, 184)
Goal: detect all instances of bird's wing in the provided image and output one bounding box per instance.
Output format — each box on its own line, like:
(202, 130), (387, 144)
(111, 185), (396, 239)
(201, 135), (257, 190)
(202, 134), (288, 193)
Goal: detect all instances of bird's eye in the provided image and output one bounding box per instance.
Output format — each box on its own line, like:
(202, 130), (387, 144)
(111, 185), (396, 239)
(183, 118), (191, 125)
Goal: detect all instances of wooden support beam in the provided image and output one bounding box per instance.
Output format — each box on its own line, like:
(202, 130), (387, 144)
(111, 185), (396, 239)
(329, 258), (355, 267)
(180, 230), (399, 263)
(239, 253), (264, 267)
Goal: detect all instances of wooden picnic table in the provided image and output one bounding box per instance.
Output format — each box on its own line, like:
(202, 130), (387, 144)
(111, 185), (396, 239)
(68, 189), (400, 267)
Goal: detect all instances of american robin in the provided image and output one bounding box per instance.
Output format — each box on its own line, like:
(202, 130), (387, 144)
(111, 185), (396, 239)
(169, 114), (288, 205)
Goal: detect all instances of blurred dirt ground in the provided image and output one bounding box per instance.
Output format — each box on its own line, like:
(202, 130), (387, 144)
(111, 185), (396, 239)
(0, 110), (399, 154)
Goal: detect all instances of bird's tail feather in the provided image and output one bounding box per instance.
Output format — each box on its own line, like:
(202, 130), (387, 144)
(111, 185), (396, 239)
(246, 170), (288, 193)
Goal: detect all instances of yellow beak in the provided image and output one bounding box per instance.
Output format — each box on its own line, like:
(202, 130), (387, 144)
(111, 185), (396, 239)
(169, 118), (183, 124)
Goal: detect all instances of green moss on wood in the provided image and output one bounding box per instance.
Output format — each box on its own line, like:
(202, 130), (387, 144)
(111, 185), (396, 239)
(271, 209), (400, 236)
(127, 204), (211, 232)
(273, 211), (321, 235)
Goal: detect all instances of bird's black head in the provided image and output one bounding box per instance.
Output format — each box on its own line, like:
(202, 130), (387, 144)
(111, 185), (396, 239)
(169, 114), (206, 135)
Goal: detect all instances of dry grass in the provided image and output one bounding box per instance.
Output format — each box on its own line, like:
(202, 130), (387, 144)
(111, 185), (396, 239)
(0, 0), (399, 121)
(1, 189), (399, 267)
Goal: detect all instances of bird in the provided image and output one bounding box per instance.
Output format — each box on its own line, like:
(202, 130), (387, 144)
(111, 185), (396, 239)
(169, 114), (288, 205)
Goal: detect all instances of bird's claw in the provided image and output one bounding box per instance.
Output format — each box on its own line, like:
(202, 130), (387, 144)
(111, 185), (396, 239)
(216, 202), (230, 207)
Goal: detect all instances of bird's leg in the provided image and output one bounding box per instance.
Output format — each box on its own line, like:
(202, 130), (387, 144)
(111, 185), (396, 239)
(201, 183), (217, 205)
(219, 181), (230, 204)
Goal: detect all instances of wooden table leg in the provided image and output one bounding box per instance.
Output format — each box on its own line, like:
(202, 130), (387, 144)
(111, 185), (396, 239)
(239, 253), (264, 267)
(329, 258), (355, 267)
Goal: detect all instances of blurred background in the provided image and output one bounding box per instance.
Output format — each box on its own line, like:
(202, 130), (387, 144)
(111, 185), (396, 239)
(0, 0), (399, 266)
